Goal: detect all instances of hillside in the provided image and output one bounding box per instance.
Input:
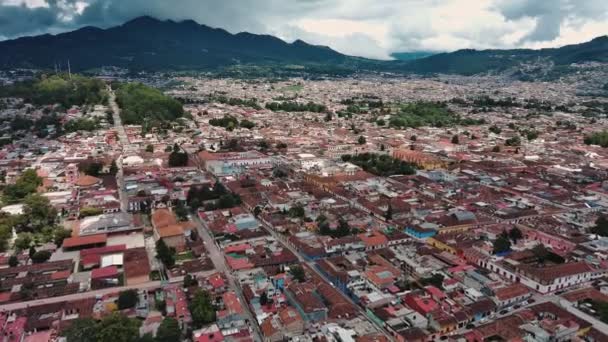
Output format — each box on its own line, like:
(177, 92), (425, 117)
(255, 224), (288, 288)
(0, 16), (348, 72)
(0, 16), (607, 77)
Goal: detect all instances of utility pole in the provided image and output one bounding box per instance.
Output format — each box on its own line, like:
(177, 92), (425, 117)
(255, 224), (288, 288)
(67, 60), (72, 79)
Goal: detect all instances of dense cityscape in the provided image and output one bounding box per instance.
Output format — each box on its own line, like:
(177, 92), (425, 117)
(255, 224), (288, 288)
(0, 3), (607, 342)
(0, 65), (606, 342)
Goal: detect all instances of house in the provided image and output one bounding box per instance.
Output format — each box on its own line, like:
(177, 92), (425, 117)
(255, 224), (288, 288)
(151, 209), (195, 252)
(466, 298), (496, 323)
(217, 291), (247, 330)
(90, 266), (120, 289)
(260, 308), (304, 342)
(284, 283), (328, 322)
(358, 231), (388, 251)
(123, 248), (150, 285)
(404, 226), (437, 240)
(63, 234), (107, 251)
(493, 283), (532, 308)
(517, 261), (606, 294)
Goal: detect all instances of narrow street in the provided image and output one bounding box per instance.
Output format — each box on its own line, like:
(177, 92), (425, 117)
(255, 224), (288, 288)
(259, 220), (395, 341)
(193, 215), (263, 342)
(107, 87), (130, 213)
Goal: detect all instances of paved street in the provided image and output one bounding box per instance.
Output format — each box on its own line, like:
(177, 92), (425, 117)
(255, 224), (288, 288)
(255, 218), (395, 340)
(193, 214), (263, 342)
(107, 87), (130, 213)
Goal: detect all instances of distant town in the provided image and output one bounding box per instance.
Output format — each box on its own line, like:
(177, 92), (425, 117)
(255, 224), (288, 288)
(0, 67), (606, 342)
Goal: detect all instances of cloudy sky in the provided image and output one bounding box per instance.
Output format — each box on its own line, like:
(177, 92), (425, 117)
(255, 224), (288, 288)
(1, 0), (607, 59)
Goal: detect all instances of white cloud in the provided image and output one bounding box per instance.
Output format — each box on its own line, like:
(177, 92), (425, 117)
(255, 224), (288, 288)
(0, 0), (607, 58)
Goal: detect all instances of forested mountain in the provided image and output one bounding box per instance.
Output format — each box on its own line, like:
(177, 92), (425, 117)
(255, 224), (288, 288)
(0, 16), (606, 77)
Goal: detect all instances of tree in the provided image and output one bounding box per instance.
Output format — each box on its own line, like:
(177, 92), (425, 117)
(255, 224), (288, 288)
(253, 206), (262, 217)
(29, 246), (36, 259)
(145, 144), (154, 153)
(168, 145), (188, 167)
(493, 235), (511, 254)
(451, 134), (459, 144)
(190, 290), (216, 328)
(489, 125), (502, 134)
(31, 250), (52, 263)
(8, 255), (18, 267)
(384, 203), (393, 221)
(54, 228), (72, 247)
(260, 291), (269, 306)
(591, 216), (608, 237)
(174, 202), (188, 222)
(410, 135), (417, 141)
(14, 233), (33, 250)
(117, 289), (138, 310)
(62, 317), (99, 342)
(79, 207), (103, 218)
(115, 82), (183, 127)
(258, 140), (270, 151)
(508, 227), (523, 244)
(96, 313), (142, 342)
(139, 334), (155, 342)
(357, 135), (367, 145)
(23, 193), (57, 231)
(109, 160), (118, 175)
(532, 244), (549, 264)
(240, 120), (255, 130)
(81, 161), (103, 177)
(505, 135), (521, 146)
(273, 167), (287, 178)
(324, 112), (333, 122)
(155, 318), (181, 342)
(156, 240), (175, 267)
(290, 265), (306, 282)
(420, 273), (444, 289)
(492, 145), (501, 153)
(183, 274), (198, 287)
(3, 169), (42, 204)
(336, 218), (351, 237)
(288, 204), (305, 218)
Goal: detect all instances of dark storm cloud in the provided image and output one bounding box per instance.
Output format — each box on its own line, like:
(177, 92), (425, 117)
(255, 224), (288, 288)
(0, 2), (64, 38)
(0, 0), (607, 56)
(0, 0), (322, 39)
(495, 0), (608, 43)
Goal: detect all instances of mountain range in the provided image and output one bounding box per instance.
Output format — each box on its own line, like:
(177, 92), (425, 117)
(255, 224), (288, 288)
(0, 16), (607, 77)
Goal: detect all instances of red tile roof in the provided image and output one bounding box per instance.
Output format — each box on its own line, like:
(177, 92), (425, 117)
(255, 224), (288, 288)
(80, 244), (126, 257)
(494, 283), (531, 301)
(91, 266), (119, 279)
(63, 234), (107, 249)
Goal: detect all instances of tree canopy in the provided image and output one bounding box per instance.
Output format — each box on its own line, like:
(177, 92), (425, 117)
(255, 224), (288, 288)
(591, 216), (608, 236)
(117, 289), (138, 310)
(155, 318), (181, 342)
(584, 130), (608, 148)
(62, 314), (141, 342)
(190, 290), (216, 329)
(0, 74), (107, 108)
(3, 169), (42, 204)
(115, 82), (183, 126)
(493, 233), (512, 254)
(341, 153), (416, 176)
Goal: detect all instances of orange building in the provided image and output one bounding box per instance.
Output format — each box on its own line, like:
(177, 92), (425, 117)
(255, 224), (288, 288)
(392, 149), (447, 170)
